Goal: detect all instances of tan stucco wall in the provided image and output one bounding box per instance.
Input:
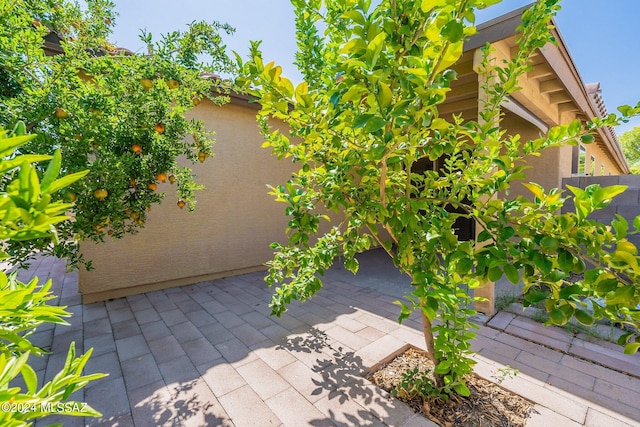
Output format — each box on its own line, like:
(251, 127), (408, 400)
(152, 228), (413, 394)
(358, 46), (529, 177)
(501, 112), (567, 199)
(582, 140), (623, 176)
(78, 99), (297, 302)
(501, 112), (624, 201)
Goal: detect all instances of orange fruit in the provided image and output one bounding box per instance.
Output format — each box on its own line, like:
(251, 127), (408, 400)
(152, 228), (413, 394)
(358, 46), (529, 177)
(132, 144), (142, 154)
(167, 79), (179, 89)
(141, 78), (153, 90)
(155, 123), (164, 134)
(156, 172), (167, 182)
(54, 108), (69, 119)
(93, 189), (108, 200)
(168, 175), (176, 184)
(177, 200), (186, 209)
(147, 183), (157, 191)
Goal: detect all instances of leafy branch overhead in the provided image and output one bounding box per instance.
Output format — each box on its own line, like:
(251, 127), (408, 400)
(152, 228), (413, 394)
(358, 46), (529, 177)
(238, 0), (640, 397)
(0, 0), (236, 268)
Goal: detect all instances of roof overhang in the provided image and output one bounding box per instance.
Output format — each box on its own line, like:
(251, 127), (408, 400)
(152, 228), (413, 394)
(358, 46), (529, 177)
(463, 4), (630, 174)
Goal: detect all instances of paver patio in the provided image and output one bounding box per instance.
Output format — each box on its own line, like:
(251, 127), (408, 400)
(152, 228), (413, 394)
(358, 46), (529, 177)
(12, 250), (640, 426)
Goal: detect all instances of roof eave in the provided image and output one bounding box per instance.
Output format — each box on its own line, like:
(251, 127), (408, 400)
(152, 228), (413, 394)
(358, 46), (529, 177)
(465, 4), (630, 174)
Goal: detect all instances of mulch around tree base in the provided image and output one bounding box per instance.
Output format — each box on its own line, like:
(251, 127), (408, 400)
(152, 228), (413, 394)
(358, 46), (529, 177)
(368, 348), (534, 427)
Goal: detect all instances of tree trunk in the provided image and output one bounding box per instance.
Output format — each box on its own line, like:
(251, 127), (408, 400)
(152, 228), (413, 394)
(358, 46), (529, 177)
(421, 309), (445, 388)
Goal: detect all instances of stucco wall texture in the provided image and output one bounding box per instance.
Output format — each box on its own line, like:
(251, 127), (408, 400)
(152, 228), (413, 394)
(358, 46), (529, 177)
(79, 99), (298, 302)
(77, 99), (628, 302)
(502, 112), (625, 202)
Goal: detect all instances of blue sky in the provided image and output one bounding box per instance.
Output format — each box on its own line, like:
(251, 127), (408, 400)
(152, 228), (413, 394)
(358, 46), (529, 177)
(110, 0), (640, 135)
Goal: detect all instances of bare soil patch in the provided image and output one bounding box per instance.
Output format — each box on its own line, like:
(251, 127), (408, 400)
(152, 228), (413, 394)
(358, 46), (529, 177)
(368, 348), (534, 427)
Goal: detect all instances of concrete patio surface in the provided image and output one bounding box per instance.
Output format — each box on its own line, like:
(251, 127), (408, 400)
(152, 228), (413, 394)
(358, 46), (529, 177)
(12, 249), (640, 426)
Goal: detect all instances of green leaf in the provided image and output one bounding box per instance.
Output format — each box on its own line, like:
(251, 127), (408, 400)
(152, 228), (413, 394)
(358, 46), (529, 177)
(421, 0), (446, 12)
(367, 32), (387, 66)
(539, 236), (559, 252)
(593, 186), (627, 208)
(45, 170), (90, 194)
(574, 309), (594, 326)
(624, 342), (640, 355)
(559, 284), (582, 299)
(0, 134), (35, 157)
(567, 119), (582, 135)
(435, 41), (463, 74)
(533, 252), (552, 274)
(453, 382), (471, 396)
(354, 114), (374, 129)
(341, 10), (366, 25)
(524, 289), (548, 304)
(0, 154), (52, 175)
(377, 82), (392, 108)
(41, 149), (62, 192)
(364, 116), (387, 133)
(616, 240), (637, 256)
(549, 308), (567, 325)
(522, 182), (544, 200)
(488, 266), (503, 282)
(499, 226), (515, 241)
(503, 264), (519, 284)
(606, 285), (635, 306)
(618, 332), (634, 346)
(613, 250), (639, 272)
(434, 360), (451, 374)
(441, 21), (464, 43)
(394, 300), (412, 322)
(596, 278), (618, 294)
(456, 257), (474, 274)
(20, 363), (38, 394)
(477, 230), (492, 242)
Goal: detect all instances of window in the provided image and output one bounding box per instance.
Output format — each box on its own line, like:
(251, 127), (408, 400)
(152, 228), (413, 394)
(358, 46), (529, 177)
(601, 164), (605, 176)
(578, 146), (586, 174)
(590, 155), (596, 176)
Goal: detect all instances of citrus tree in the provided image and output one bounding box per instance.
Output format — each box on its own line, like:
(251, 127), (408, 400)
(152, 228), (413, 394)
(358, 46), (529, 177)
(238, 0), (640, 397)
(0, 124), (105, 426)
(0, 0), (234, 267)
(620, 126), (640, 173)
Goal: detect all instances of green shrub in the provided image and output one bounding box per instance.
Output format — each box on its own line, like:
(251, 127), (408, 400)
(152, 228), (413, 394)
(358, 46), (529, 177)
(0, 124), (105, 426)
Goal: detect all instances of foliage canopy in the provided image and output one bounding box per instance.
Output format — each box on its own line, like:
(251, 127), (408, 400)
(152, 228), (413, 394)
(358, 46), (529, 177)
(0, 0), (234, 267)
(620, 126), (640, 173)
(239, 0), (640, 395)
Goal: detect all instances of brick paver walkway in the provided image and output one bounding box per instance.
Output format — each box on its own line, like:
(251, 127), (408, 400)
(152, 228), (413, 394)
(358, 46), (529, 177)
(11, 252), (640, 426)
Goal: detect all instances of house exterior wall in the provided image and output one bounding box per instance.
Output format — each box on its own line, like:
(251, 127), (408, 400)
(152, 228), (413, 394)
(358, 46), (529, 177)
(500, 112), (570, 201)
(78, 99), (297, 302)
(501, 112), (626, 203)
(581, 140), (623, 176)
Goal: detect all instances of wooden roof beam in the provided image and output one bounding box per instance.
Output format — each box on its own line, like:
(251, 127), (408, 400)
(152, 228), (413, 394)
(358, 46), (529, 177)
(527, 65), (554, 80)
(549, 92), (573, 104)
(558, 102), (579, 115)
(539, 79), (565, 94)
